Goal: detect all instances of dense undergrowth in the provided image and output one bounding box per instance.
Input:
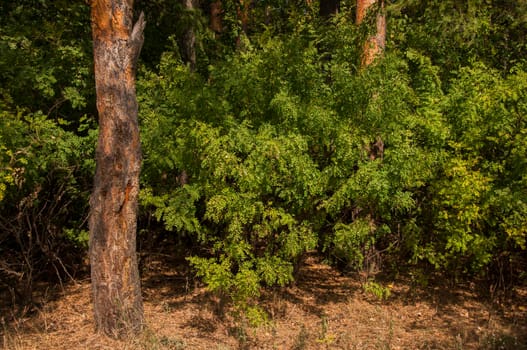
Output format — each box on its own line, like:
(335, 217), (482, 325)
(1, 0), (526, 317)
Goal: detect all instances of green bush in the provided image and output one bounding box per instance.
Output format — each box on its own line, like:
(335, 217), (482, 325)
(412, 64), (527, 275)
(138, 15), (526, 306)
(0, 111), (95, 306)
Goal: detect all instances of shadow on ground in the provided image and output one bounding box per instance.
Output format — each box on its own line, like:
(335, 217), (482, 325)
(2, 251), (526, 349)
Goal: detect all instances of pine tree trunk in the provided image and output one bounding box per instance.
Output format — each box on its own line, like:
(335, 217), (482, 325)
(89, 0), (145, 338)
(210, 0), (223, 36)
(357, 0), (385, 67)
(238, 0), (251, 34)
(181, 0), (198, 71)
(236, 0), (251, 48)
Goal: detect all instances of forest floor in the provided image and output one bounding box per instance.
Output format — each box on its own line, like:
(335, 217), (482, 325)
(1, 253), (526, 350)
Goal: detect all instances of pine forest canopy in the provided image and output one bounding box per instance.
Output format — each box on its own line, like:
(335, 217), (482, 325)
(0, 0), (526, 329)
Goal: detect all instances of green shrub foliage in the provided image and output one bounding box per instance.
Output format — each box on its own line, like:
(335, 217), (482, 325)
(137, 10), (526, 307)
(0, 111), (95, 305)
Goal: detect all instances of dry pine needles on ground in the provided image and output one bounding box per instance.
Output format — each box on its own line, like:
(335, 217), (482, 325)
(1, 254), (526, 350)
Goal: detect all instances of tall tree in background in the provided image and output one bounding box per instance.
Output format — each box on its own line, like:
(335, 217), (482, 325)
(210, 0), (223, 35)
(89, 0), (145, 337)
(180, 0), (198, 71)
(235, 0), (252, 48)
(238, 0), (251, 34)
(357, 0), (385, 66)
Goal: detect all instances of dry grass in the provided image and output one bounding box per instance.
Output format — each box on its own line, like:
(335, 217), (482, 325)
(1, 254), (526, 350)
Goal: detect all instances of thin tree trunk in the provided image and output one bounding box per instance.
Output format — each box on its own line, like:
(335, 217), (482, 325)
(357, 0), (385, 67)
(236, 0), (251, 48)
(89, 0), (145, 338)
(238, 0), (250, 33)
(181, 0), (198, 71)
(210, 0), (223, 36)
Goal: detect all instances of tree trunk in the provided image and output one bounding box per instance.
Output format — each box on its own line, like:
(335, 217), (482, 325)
(235, 0), (251, 48)
(319, 0), (340, 19)
(356, 0), (385, 67)
(238, 0), (251, 34)
(89, 0), (145, 338)
(210, 0), (223, 36)
(180, 0), (198, 71)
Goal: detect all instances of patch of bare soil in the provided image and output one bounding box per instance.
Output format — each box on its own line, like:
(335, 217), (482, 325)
(1, 253), (526, 349)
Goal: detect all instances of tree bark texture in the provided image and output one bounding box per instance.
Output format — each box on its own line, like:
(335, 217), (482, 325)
(89, 0), (145, 338)
(210, 0), (223, 35)
(357, 0), (385, 67)
(180, 0), (198, 71)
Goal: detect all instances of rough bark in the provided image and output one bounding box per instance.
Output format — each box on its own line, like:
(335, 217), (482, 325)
(89, 0), (145, 338)
(357, 0), (385, 67)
